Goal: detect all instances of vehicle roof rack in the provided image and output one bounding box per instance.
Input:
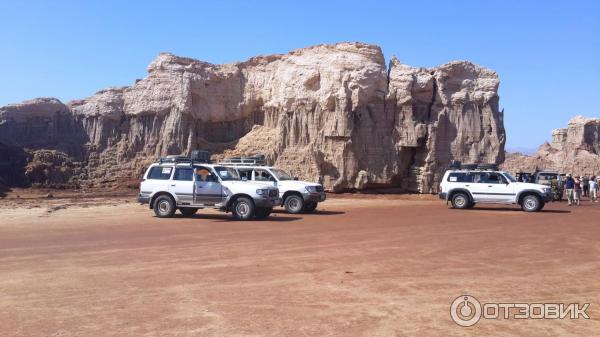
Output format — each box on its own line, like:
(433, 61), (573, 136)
(218, 155), (266, 166)
(158, 155), (192, 165)
(158, 150), (212, 165)
(448, 160), (499, 171)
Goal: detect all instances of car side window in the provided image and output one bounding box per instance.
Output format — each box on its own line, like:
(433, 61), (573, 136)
(173, 168), (194, 181)
(147, 166), (173, 180)
(238, 169), (252, 181)
(472, 172), (487, 183)
(486, 173), (504, 184)
(447, 172), (473, 183)
(194, 167), (217, 182)
(254, 169), (273, 181)
(484, 173), (500, 184)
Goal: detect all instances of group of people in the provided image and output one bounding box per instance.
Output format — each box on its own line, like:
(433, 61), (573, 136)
(564, 174), (599, 205)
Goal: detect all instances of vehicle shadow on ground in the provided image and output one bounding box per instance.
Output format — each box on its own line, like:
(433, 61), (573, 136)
(166, 213), (303, 222)
(271, 209), (345, 216)
(468, 207), (571, 214)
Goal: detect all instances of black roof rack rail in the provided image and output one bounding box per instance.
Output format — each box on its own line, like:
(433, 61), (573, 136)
(158, 155), (191, 165)
(448, 160), (499, 171)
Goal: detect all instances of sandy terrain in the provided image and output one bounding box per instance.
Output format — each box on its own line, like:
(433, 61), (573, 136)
(1, 191), (600, 336)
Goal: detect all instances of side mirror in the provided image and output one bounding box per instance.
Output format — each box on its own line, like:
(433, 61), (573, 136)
(293, 177), (299, 181)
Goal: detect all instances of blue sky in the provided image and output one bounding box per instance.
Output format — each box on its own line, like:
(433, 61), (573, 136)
(1, 0), (598, 150)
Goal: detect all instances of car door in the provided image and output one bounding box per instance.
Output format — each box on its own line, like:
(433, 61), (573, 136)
(169, 167), (195, 206)
(193, 166), (224, 206)
(484, 172), (515, 202)
(467, 172), (494, 202)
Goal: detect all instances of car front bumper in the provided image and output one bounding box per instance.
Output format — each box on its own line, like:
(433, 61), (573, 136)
(255, 198), (281, 208)
(542, 193), (553, 202)
(304, 192), (326, 203)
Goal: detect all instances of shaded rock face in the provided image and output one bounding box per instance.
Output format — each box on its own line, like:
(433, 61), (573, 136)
(0, 42), (505, 192)
(502, 116), (600, 175)
(0, 142), (29, 188)
(0, 98), (88, 157)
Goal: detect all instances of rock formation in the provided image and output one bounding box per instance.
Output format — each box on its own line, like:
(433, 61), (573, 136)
(502, 116), (600, 175)
(0, 42), (505, 193)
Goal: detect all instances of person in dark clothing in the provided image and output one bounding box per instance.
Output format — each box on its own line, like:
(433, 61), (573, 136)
(564, 174), (575, 206)
(582, 176), (590, 197)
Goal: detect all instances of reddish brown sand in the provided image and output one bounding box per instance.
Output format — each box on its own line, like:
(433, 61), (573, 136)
(1, 192), (600, 336)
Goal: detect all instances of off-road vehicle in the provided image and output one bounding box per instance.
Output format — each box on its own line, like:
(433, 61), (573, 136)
(439, 162), (553, 212)
(219, 155), (326, 213)
(532, 170), (564, 201)
(138, 152), (280, 219)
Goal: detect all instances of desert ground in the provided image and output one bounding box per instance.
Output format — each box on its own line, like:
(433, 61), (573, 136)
(1, 190), (600, 336)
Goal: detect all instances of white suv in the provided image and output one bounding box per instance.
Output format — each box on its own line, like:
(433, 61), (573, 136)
(439, 164), (553, 212)
(219, 157), (326, 213)
(138, 156), (280, 220)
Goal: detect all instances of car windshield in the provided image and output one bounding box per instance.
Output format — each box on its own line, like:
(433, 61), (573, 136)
(213, 166), (240, 181)
(271, 168), (293, 181)
(503, 172), (517, 183)
(538, 173), (557, 181)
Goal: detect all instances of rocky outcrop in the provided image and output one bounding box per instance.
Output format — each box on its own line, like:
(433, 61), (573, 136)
(502, 116), (600, 175)
(0, 42), (505, 192)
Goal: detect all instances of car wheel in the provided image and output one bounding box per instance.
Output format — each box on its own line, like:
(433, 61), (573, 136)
(255, 207), (272, 219)
(451, 193), (470, 209)
(153, 195), (176, 218)
(303, 202), (318, 213)
(179, 208), (198, 216)
(284, 194), (304, 214)
(232, 197), (255, 220)
(521, 194), (541, 212)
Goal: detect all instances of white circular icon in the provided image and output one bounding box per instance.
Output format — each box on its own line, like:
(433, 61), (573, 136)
(450, 295), (482, 327)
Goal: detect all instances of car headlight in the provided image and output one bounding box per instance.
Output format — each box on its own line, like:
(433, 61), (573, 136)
(543, 187), (551, 193)
(305, 186), (318, 193)
(256, 189), (269, 196)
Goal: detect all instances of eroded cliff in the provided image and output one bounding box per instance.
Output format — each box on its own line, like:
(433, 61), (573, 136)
(0, 42), (505, 192)
(502, 116), (600, 175)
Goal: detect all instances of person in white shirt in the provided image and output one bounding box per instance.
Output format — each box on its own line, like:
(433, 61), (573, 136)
(590, 176), (599, 202)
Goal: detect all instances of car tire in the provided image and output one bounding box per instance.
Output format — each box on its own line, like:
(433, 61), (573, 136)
(284, 194), (304, 214)
(255, 207), (272, 219)
(521, 194), (541, 212)
(153, 195), (176, 218)
(451, 192), (470, 209)
(303, 202), (318, 213)
(179, 208), (198, 216)
(232, 197), (255, 220)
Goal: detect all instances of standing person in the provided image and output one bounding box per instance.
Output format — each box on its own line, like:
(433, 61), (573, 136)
(583, 175), (590, 197)
(574, 176), (583, 205)
(590, 176), (598, 203)
(564, 174), (575, 206)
